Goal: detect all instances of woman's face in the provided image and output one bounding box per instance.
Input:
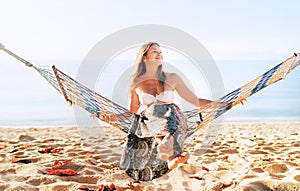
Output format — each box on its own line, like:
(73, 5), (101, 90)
(143, 44), (163, 62)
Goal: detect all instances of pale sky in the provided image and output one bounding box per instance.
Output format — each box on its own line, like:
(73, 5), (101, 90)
(1, 0), (299, 62)
(0, 0), (299, 125)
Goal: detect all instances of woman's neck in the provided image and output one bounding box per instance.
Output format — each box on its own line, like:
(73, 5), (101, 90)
(144, 66), (158, 78)
(143, 59), (162, 77)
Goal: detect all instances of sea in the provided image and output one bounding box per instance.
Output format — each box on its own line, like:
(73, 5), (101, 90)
(0, 58), (299, 127)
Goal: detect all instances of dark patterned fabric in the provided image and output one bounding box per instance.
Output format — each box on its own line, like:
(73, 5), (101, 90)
(120, 104), (187, 181)
(120, 134), (169, 181)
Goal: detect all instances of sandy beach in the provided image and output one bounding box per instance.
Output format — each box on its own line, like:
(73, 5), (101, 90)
(0, 122), (299, 191)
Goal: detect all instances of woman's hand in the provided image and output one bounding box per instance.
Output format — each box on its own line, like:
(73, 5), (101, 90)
(232, 98), (247, 107)
(239, 98), (247, 105)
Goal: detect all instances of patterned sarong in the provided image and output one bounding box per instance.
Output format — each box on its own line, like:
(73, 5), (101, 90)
(120, 103), (187, 181)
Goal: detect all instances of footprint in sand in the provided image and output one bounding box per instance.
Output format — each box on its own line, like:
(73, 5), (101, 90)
(17, 135), (36, 142)
(264, 163), (289, 174)
(220, 149), (239, 154)
(243, 181), (300, 191)
(15, 164), (38, 176)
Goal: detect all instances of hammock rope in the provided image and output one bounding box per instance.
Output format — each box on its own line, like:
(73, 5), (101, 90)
(1, 43), (299, 138)
(52, 65), (133, 133)
(185, 52), (300, 136)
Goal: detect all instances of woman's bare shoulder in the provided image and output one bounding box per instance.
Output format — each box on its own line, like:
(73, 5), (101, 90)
(165, 72), (180, 80)
(130, 77), (139, 90)
(131, 76), (145, 90)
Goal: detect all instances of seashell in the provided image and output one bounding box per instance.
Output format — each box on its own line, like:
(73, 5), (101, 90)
(140, 166), (153, 181)
(125, 142), (134, 150)
(134, 141), (149, 157)
(132, 170), (140, 181)
(132, 155), (148, 170)
(120, 154), (131, 171)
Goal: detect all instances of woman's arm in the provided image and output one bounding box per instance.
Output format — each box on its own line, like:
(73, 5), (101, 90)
(172, 73), (212, 107)
(91, 87), (140, 122)
(173, 73), (246, 107)
(129, 87), (141, 113)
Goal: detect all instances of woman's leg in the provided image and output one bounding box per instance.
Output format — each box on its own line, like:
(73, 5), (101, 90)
(167, 153), (189, 170)
(156, 134), (174, 160)
(156, 133), (189, 170)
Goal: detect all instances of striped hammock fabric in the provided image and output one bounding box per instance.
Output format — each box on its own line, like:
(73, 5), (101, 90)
(185, 53), (300, 137)
(1, 44), (299, 138)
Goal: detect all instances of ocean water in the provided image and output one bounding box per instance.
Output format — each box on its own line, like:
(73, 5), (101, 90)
(0, 58), (299, 127)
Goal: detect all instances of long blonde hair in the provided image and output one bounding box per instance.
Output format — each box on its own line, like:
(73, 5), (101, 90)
(131, 42), (166, 91)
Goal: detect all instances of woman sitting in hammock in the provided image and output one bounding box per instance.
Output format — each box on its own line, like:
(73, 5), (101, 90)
(129, 42), (212, 169)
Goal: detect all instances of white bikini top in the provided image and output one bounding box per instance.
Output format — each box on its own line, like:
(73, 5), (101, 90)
(136, 90), (174, 106)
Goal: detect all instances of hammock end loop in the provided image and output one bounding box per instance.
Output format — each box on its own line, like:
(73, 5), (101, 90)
(0, 43), (5, 50)
(291, 52), (300, 71)
(25, 62), (33, 67)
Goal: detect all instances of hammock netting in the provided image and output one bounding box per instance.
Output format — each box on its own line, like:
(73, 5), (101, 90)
(1, 44), (299, 138)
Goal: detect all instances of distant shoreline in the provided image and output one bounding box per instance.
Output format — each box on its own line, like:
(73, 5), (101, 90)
(1, 120), (300, 129)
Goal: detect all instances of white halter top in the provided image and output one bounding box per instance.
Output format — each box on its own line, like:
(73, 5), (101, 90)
(136, 90), (174, 106)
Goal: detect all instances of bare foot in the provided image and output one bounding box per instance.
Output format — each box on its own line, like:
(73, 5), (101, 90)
(157, 134), (174, 159)
(168, 154), (189, 170)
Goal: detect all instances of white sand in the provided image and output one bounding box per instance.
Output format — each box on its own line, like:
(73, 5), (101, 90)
(0, 122), (299, 191)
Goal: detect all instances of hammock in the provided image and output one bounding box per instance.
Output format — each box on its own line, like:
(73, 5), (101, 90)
(1, 43), (299, 138)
